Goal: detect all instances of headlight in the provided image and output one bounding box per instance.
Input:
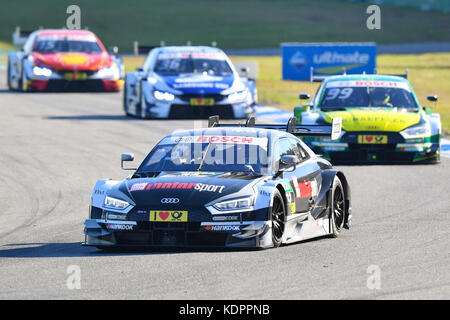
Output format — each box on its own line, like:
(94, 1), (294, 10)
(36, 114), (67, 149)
(213, 196), (254, 212)
(153, 90), (175, 101)
(228, 89), (248, 103)
(33, 66), (52, 77)
(97, 62), (119, 79)
(103, 196), (130, 210)
(400, 123), (431, 139)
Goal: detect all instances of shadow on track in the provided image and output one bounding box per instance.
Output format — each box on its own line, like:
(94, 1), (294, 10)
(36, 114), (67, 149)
(0, 242), (257, 258)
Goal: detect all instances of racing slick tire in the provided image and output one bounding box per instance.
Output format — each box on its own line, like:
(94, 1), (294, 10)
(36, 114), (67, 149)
(123, 82), (133, 116)
(271, 189), (286, 248)
(329, 176), (345, 238)
(20, 63), (29, 92)
(139, 86), (150, 119)
(7, 59), (13, 91)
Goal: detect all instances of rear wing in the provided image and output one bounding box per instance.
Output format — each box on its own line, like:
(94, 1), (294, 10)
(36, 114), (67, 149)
(232, 61), (258, 80)
(374, 68), (408, 79)
(310, 66), (408, 82)
(12, 27), (33, 46)
(208, 115), (342, 140)
(310, 66), (349, 83)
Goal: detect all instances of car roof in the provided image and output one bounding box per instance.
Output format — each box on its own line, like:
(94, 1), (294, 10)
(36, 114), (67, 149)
(324, 74), (409, 84)
(156, 46), (225, 54)
(36, 29), (97, 37)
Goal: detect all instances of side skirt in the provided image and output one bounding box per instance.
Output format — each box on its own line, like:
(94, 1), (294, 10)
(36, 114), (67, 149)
(281, 213), (330, 245)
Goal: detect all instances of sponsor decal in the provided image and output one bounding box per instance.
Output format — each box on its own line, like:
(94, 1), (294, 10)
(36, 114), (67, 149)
(280, 179), (293, 193)
(93, 189), (104, 195)
(58, 53), (90, 65)
(313, 51), (369, 65)
(195, 183), (225, 193)
(149, 210), (188, 222)
(175, 75), (224, 83)
(289, 203), (296, 213)
(37, 34), (97, 42)
(282, 44), (376, 80)
(129, 182), (225, 193)
(162, 135), (268, 148)
(204, 225), (241, 231)
(326, 80), (410, 91)
(286, 192), (293, 203)
(160, 171), (221, 178)
(212, 215), (240, 222)
(292, 177), (313, 199)
(158, 52), (226, 60)
(259, 190), (271, 197)
(129, 182), (148, 191)
(106, 224), (134, 231)
(106, 212), (127, 220)
(358, 135), (388, 144)
(161, 198), (180, 204)
(196, 136), (254, 144)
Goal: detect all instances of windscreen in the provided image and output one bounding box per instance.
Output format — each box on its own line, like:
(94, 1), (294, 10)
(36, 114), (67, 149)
(137, 135), (269, 174)
(154, 52), (233, 76)
(319, 80), (418, 110)
(34, 37), (102, 53)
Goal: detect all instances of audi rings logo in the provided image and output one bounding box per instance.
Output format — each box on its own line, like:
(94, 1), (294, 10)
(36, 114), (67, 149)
(161, 198), (180, 204)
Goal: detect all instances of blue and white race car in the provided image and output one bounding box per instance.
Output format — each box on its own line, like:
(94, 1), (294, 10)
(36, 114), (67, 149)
(123, 46), (257, 119)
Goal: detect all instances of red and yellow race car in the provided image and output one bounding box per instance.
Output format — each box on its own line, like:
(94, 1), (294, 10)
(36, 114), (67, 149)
(7, 29), (123, 92)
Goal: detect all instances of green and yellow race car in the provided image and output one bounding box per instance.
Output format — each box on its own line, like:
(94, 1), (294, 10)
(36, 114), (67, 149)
(294, 74), (441, 163)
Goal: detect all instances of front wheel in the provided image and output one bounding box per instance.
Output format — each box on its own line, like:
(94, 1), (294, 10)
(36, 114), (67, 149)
(123, 82), (133, 116)
(20, 63), (29, 92)
(139, 89), (148, 119)
(7, 60), (13, 90)
(270, 189), (286, 248)
(330, 176), (345, 238)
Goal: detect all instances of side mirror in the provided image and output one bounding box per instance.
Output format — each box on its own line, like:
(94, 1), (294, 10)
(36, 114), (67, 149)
(299, 93), (310, 101)
(425, 95), (438, 113)
(427, 95), (438, 102)
(108, 46), (119, 55)
(121, 153), (136, 170)
(240, 67), (249, 74)
(279, 155), (298, 171)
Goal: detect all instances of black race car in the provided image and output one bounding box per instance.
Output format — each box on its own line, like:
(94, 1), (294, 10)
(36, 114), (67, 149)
(84, 116), (351, 249)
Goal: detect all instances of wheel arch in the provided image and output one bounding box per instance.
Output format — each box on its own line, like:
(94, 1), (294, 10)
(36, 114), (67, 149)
(265, 184), (288, 220)
(316, 169), (352, 228)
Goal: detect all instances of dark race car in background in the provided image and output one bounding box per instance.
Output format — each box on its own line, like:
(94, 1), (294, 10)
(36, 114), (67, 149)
(84, 116), (351, 249)
(123, 46), (257, 119)
(7, 29), (124, 92)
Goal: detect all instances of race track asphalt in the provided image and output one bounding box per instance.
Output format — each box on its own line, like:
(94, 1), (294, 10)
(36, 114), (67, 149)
(0, 70), (449, 299)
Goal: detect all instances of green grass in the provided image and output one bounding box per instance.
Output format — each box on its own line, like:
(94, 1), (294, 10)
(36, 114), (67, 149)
(0, 0), (449, 51)
(123, 53), (450, 134)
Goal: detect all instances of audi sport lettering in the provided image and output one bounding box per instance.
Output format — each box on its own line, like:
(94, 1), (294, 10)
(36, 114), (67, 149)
(194, 183), (225, 193)
(129, 182), (225, 193)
